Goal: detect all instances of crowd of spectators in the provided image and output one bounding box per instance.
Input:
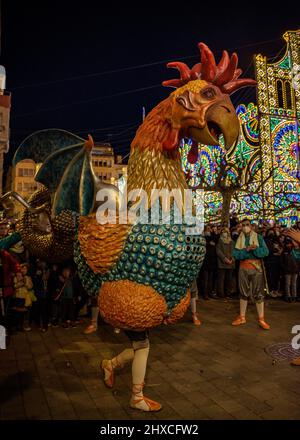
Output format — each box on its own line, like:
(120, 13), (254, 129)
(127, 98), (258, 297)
(1, 215), (300, 335)
(197, 216), (300, 303)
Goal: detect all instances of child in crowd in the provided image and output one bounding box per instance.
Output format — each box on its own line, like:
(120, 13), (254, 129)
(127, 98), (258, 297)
(190, 278), (201, 326)
(13, 263), (33, 331)
(32, 259), (50, 332)
(21, 263), (35, 331)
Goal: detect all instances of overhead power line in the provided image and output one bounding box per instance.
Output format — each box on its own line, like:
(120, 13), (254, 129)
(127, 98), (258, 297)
(10, 38), (281, 91)
(10, 120), (139, 134)
(12, 84), (160, 119)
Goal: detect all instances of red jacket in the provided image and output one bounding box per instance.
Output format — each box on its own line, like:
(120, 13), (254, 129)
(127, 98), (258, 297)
(0, 250), (20, 297)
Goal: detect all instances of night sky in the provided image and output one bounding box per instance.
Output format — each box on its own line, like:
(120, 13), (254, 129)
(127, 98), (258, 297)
(1, 1), (299, 170)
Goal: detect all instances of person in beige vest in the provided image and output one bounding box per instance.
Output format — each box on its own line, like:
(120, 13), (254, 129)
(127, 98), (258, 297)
(232, 219), (270, 330)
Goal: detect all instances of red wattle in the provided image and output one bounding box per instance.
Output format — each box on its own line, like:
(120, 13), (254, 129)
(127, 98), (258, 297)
(187, 143), (199, 164)
(162, 126), (179, 150)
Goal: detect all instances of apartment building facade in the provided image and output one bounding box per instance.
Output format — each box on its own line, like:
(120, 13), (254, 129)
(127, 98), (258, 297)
(5, 142), (127, 214)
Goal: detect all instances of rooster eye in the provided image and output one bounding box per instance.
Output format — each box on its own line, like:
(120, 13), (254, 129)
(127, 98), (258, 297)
(201, 88), (216, 99)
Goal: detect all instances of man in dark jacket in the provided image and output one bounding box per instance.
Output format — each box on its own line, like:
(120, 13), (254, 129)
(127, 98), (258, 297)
(280, 237), (299, 302)
(264, 228), (283, 298)
(198, 225), (218, 299)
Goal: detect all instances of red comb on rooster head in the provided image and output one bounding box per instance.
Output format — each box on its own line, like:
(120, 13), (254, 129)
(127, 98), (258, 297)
(159, 42), (256, 156)
(162, 42), (256, 94)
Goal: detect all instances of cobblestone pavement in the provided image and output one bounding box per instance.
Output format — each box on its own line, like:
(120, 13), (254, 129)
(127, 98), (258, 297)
(0, 298), (300, 420)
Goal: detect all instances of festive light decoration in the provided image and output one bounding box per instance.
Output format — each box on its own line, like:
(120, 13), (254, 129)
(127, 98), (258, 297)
(180, 102), (262, 219)
(255, 29), (300, 222)
(181, 30), (300, 222)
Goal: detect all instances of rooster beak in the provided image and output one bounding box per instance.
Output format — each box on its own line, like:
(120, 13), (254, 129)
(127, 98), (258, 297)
(205, 97), (240, 149)
(188, 96), (240, 149)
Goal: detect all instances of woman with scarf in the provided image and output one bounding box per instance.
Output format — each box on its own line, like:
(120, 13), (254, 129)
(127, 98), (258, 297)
(216, 227), (235, 298)
(231, 219), (270, 330)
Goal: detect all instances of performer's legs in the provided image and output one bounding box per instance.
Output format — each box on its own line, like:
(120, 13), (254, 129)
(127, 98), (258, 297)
(256, 300), (270, 330)
(190, 297), (200, 325)
(240, 298), (248, 317)
(101, 348), (134, 388)
(84, 302), (99, 334)
(129, 337), (161, 412)
(101, 329), (161, 411)
(190, 279), (201, 326)
(253, 270), (270, 330)
(232, 299), (247, 326)
(232, 268), (248, 326)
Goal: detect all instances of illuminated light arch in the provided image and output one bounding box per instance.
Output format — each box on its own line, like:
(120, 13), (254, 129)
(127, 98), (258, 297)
(181, 30), (300, 223)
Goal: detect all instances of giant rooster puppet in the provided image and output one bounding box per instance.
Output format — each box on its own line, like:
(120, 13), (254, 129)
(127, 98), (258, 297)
(1, 43), (256, 411)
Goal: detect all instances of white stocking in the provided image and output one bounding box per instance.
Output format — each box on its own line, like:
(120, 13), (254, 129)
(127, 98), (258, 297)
(256, 301), (264, 319)
(111, 348), (134, 369)
(190, 297), (197, 314)
(130, 344), (162, 411)
(132, 346), (150, 398)
(103, 348), (135, 383)
(130, 346), (151, 411)
(240, 299), (248, 317)
(91, 306), (99, 327)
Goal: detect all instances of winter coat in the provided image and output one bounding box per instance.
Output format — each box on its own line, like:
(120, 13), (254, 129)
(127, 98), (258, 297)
(60, 277), (75, 300)
(48, 270), (61, 299)
(0, 250), (20, 297)
(14, 274), (33, 308)
(201, 236), (218, 271)
(216, 239), (235, 269)
(280, 249), (300, 275)
(264, 237), (282, 264)
(33, 269), (49, 299)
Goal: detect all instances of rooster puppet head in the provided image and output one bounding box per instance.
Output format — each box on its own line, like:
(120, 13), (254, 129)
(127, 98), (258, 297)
(161, 42), (256, 153)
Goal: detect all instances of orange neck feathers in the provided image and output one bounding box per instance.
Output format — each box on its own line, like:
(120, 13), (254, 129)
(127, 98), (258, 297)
(127, 98), (187, 196)
(130, 97), (180, 154)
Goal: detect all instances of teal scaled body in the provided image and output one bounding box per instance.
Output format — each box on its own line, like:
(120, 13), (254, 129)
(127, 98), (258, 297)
(74, 215), (206, 312)
(9, 129), (206, 313)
